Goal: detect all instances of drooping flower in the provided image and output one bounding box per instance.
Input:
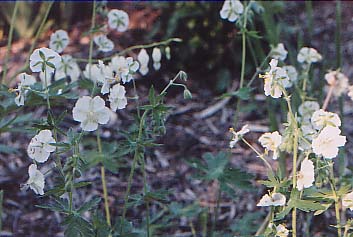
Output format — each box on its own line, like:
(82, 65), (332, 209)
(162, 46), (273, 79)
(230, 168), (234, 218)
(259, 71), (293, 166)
(220, 0), (244, 22)
(271, 43), (288, 61)
(229, 125), (250, 148)
(260, 59), (290, 98)
(138, 49), (149, 75)
(108, 9), (129, 32)
(14, 73), (36, 106)
(72, 96), (110, 131)
(297, 158), (315, 191)
(348, 85), (353, 101)
(49, 30), (70, 53)
(25, 164), (45, 195)
(324, 70), (349, 98)
(259, 131), (282, 160)
(54, 55), (81, 81)
(257, 192), (286, 207)
(30, 47), (62, 74)
(110, 56), (139, 83)
(342, 191), (353, 211)
(312, 126), (346, 159)
(276, 224), (289, 237)
(152, 47), (162, 70)
(311, 109), (341, 130)
(109, 84), (127, 112)
(27, 130), (56, 163)
(83, 61), (114, 94)
(298, 101), (320, 121)
(93, 34), (114, 53)
(283, 65), (298, 86)
(165, 46), (171, 60)
(297, 47), (322, 64)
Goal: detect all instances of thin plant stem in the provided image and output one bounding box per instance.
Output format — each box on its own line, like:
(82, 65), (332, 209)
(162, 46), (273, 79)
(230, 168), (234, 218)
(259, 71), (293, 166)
(210, 186), (221, 237)
(233, 3), (248, 127)
(132, 79), (141, 119)
(120, 110), (148, 234)
(97, 130), (111, 227)
(139, 147), (150, 237)
(75, 38), (182, 63)
(2, 1), (19, 84)
(241, 138), (273, 173)
(88, 1), (96, 82)
(7, 2), (54, 84)
(322, 84), (334, 110)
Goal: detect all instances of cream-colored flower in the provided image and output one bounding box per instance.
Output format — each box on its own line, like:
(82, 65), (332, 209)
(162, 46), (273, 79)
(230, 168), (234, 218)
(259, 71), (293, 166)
(283, 65), (298, 86)
(54, 55), (80, 82)
(108, 9), (129, 32)
(109, 56), (139, 83)
(108, 84), (127, 112)
(138, 49), (149, 75)
(348, 85), (353, 101)
(271, 43), (288, 61)
(94, 35), (114, 53)
(14, 73), (36, 106)
(257, 192), (286, 207)
(342, 191), (353, 211)
(25, 164), (45, 195)
(152, 47), (162, 70)
(49, 30), (69, 53)
(276, 224), (289, 237)
(30, 47), (61, 74)
(298, 101), (320, 121)
(259, 131), (282, 160)
(312, 126), (346, 159)
(83, 61), (114, 94)
(325, 70), (349, 98)
(72, 96), (111, 132)
(27, 130), (56, 163)
(220, 0), (244, 22)
(297, 47), (322, 64)
(261, 59), (290, 98)
(311, 109), (341, 130)
(229, 125), (250, 148)
(297, 158), (315, 191)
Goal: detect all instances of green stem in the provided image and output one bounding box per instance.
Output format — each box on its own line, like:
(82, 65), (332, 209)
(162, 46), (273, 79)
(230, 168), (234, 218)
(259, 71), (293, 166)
(210, 187), (221, 237)
(97, 130), (111, 227)
(120, 110), (148, 234)
(241, 138), (273, 173)
(139, 146), (150, 237)
(2, 1), (19, 84)
(75, 38), (182, 63)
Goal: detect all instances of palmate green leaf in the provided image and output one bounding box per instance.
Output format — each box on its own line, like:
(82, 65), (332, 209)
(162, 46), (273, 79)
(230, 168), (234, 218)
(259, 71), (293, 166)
(220, 87), (252, 100)
(77, 197), (101, 214)
(203, 152), (229, 180)
(219, 167), (253, 191)
(292, 199), (326, 212)
(36, 198), (70, 213)
(0, 144), (19, 155)
(63, 214), (94, 237)
(92, 212), (111, 237)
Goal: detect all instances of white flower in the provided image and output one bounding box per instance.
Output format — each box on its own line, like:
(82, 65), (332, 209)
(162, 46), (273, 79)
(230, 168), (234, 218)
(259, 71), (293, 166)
(229, 125), (250, 148)
(276, 224), (289, 237)
(83, 61), (114, 94)
(27, 130), (56, 163)
(262, 59), (290, 98)
(312, 126), (346, 159)
(259, 131), (282, 160)
(138, 49), (149, 75)
(271, 43), (288, 61)
(348, 85), (353, 101)
(165, 46), (171, 60)
(72, 96), (110, 131)
(257, 192), (286, 207)
(25, 164), (45, 195)
(311, 109), (341, 130)
(283, 65), (298, 86)
(152, 47), (162, 70)
(14, 73), (36, 106)
(325, 71), (349, 98)
(220, 0), (244, 22)
(110, 56), (139, 83)
(109, 84), (127, 112)
(342, 191), (353, 211)
(108, 9), (129, 32)
(296, 158), (315, 191)
(94, 35), (114, 53)
(298, 101), (320, 120)
(30, 47), (62, 74)
(297, 47), (322, 64)
(49, 30), (69, 53)
(54, 55), (80, 81)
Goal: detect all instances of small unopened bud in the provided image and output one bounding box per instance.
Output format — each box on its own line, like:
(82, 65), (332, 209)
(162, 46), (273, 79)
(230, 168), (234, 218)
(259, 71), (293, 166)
(183, 89), (192, 99)
(165, 46), (171, 60)
(180, 71), (187, 81)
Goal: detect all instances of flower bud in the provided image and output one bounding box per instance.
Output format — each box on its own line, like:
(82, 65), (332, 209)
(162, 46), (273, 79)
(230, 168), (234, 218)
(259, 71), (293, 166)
(165, 46), (171, 60)
(183, 89), (192, 99)
(180, 71), (187, 81)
